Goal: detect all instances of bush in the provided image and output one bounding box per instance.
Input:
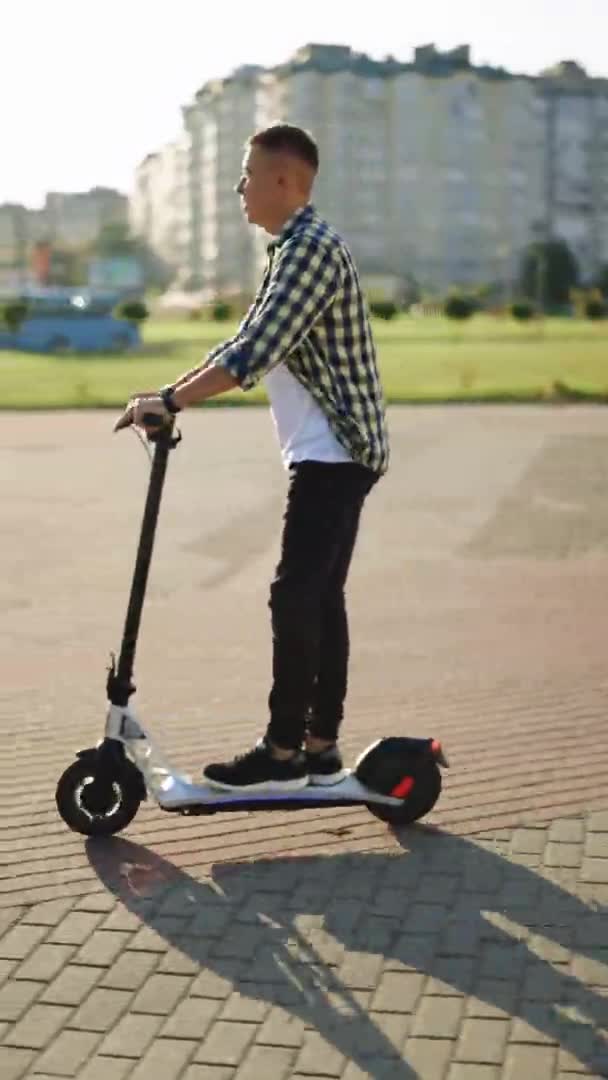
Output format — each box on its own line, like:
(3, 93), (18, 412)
(369, 300), (398, 320)
(585, 298), (606, 320)
(444, 295), (474, 320)
(212, 301), (232, 321)
(116, 300), (149, 325)
(519, 238), (579, 308)
(2, 301), (29, 333)
(511, 301), (535, 321)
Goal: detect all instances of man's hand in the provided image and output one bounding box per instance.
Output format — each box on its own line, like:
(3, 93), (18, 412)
(113, 394), (170, 433)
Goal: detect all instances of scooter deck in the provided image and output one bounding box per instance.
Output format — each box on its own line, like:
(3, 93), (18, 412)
(154, 770), (401, 815)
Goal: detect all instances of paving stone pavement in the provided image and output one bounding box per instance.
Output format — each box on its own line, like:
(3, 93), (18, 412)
(0, 813), (607, 1078)
(1, 405), (608, 1077)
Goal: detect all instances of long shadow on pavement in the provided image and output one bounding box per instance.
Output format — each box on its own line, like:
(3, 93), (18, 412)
(86, 824), (608, 1077)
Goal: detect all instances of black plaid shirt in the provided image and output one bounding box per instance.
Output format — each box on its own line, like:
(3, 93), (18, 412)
(210, 204), (389, 474)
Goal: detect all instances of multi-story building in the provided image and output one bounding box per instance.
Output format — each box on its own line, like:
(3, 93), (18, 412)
(137, 42), (608, 299)
(541, 60), (608, 277)
(271, 44), (550, 293)
(44, 187), (128, 251)
(130, 154), (157, 245)
(181, 65), (274, 296)
(0, 204), (30, 287)
(1, 188), (128, 288)
(131, 136), (190, 279)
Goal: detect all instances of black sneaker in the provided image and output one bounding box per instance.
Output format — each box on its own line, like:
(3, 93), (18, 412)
(305, 744), (347, 786)
(203, 739), (309, 793)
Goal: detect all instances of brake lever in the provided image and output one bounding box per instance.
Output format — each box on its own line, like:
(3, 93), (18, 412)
(113, 408), (135, 432)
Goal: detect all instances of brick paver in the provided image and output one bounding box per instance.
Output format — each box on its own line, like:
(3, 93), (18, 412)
(1, 407), (608, 1077)
(0, 812), (604, 1077)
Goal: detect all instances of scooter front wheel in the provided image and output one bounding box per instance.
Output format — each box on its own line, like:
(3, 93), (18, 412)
(56, 756), (142, 836)
(366, 762), (442, 826)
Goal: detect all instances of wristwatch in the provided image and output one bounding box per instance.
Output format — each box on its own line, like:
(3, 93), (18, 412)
(159, 384), (181, 414)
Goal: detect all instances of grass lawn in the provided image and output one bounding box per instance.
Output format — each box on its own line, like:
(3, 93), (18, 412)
(1, 314), (607, 409)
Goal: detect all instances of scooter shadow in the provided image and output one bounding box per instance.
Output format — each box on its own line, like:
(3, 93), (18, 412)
(85, 824), (608, 1077)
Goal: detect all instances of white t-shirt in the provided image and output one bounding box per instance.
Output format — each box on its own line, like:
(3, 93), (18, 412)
(263, 362), (352, 469)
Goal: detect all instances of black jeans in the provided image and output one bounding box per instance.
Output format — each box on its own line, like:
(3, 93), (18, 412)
(265, 461), (378, 751)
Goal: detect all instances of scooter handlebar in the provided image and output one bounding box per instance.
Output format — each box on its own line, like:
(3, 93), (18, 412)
(113, 408), (173, 437)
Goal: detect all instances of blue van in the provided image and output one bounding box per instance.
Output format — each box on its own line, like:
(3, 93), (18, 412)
(0, 288), (141, 353)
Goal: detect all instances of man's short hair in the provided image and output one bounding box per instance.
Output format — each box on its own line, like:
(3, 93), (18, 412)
(248, 123), (319, 173)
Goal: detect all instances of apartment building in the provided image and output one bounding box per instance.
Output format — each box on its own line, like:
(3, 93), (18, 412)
(0, 188), (128, 288)
(270, 44), (547, 291)
(44, 187), (128, 250)
(130, 137), (189, 276)
(541, 60), (608, 275)
(134, 42), (608, 298)
(181, 65), (274, 296)
(0, 204), (30, 287)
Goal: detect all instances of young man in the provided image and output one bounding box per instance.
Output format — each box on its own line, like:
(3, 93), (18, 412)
(117, 123), (389, 792)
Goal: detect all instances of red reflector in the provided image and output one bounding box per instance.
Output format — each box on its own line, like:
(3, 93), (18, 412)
(391, 775), (415, 798)
(431, 739), (441, 755)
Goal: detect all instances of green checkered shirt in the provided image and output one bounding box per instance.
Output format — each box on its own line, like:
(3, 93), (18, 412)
(211, 204), (389, 474)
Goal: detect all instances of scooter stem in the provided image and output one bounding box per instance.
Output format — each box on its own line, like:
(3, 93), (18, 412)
(107, 418), (180, 706)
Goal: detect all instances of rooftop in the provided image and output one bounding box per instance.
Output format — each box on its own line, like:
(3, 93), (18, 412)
(191, 42), (608, 103)
(272, 41), (514, 82)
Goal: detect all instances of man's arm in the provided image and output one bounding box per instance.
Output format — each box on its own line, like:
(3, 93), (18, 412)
(119, 236), (341, 429)
(170, 330), (240, 391)
(170, 286), (265, 392)
(173, 362), (238, 407)
(115, 360), (238, 431)
(173, 235), (343, 405)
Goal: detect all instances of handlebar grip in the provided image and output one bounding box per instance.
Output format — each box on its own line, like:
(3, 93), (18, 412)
(114, 409), (171, 433)
(142, 412), (174, 444)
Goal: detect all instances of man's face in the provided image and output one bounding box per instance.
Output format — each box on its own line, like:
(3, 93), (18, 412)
(235, 144), (283, 233)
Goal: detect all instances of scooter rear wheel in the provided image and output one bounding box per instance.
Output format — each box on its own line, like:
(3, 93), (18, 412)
(366, 762), (442, 825)
(56, 757), (142, 836)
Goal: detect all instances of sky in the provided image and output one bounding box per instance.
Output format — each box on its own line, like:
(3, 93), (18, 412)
(3, 0), (607, 209)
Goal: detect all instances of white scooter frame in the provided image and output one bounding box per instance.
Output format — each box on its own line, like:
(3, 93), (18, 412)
(103, 701), (407, 814)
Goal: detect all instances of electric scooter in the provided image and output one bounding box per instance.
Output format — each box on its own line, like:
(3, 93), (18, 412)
(55, 413), (449, 838)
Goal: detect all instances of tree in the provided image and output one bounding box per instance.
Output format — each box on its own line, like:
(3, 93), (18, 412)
(115, 300), (149, 326)
(369, 301), (398, 320)
(2, 301), (29, 333)
(47, 248), (88, 286)
(511, 301), (535, 321)
(91, 224), (172, 289)
(444, 295), (475, 320)
(94, 222), (139, 257)
(519, 239), (579, 310)
(585, 298), (606, 320)
(596, 264), (608, 300)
